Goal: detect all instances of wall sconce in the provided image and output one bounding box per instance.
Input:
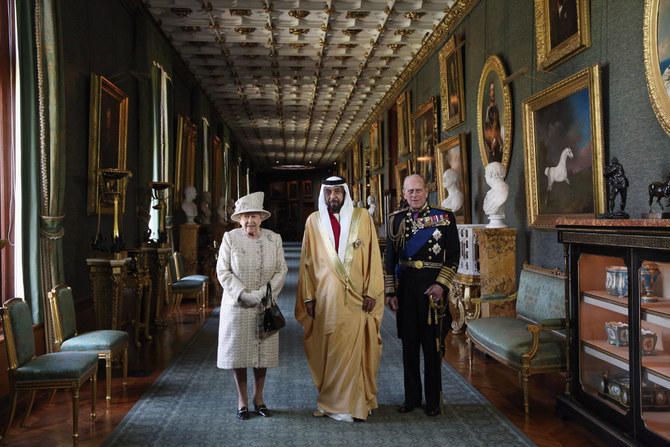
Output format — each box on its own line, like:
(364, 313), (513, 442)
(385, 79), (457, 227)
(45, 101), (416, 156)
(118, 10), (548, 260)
(92, 168), (132, 255)
(148, 181), (172, 244)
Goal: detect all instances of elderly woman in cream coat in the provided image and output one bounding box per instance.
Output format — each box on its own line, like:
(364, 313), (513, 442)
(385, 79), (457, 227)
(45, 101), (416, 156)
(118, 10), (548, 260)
(216, 191), (288, 421)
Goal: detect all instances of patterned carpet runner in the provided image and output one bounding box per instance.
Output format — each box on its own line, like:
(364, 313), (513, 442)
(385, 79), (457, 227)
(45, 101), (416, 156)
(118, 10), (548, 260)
(102, 242), (535, 446)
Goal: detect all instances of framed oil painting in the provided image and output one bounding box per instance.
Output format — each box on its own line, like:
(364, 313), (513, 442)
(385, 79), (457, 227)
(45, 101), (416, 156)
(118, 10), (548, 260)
(370, 174), (383, 225)
(174, 115), (197, 205)
(644, 0), (670, 137)
(411, 96), (439, 190)
(436, 133), (470, 224)
(370, 119), (383, 170)
(352, 183), (362, 204)
(394, 159), (413, 206)
(535, 0), (591, 71)
(353, 143), (362, 181)
(477, 55), (513, 172)
(288, 181), (299, 200)
(87, 73), (129, 215)
(522, 64), (605, 230)
(396, 90), (412, 157)
(439, 34), (466, 132)
(270, 181), (286, 199)
(303, 180), (313, 197)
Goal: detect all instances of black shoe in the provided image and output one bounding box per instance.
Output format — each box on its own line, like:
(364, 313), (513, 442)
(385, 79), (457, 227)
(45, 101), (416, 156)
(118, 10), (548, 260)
(254, 403), (271, 417)
(425, 407), (441, 417)
(237, 407), (250, 420)
(398, 403), (415, 413)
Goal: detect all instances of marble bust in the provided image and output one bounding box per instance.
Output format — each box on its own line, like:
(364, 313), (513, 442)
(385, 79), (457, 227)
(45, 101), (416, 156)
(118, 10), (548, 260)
(200, 191), (212, 224)
(181, 186), (198, 224)
(367, 195), (377, 219)
(440, 169), (464, 212)
(483, 162), (509, 228)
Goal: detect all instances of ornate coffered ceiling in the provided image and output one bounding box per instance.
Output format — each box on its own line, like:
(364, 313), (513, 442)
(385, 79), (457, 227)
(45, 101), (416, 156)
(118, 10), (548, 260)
(144, 0), (473, 169)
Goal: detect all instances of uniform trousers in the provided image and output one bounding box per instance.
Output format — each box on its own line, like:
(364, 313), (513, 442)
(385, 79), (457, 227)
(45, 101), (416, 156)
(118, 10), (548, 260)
(396, 268), (443, 410)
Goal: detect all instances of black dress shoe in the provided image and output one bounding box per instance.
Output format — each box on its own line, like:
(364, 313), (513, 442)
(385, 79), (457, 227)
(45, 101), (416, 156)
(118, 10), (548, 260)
(254, 403), (271, 417)
(398, 403), (415, 413)
(425, 407), (441, 417)
(237, 407), (250, 420)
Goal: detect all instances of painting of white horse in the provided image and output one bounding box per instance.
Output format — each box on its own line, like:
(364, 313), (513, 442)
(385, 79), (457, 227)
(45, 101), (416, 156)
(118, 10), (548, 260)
(544, 147), (573, 203)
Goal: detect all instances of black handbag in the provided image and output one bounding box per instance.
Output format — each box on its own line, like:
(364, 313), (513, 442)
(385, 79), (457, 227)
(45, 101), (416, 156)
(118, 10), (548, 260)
(261, 283), (285, 337)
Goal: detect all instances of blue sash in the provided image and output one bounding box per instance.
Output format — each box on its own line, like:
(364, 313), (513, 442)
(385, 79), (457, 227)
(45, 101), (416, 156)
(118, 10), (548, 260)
(401, 226), (435, 259)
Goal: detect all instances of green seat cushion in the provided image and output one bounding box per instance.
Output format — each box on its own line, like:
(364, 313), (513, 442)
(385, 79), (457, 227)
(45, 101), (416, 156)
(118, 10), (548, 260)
(15, 352), (98, 382)
(467, 316), (566, 369)
(61, 330), (128, 351)
(181, 274), (209, 283)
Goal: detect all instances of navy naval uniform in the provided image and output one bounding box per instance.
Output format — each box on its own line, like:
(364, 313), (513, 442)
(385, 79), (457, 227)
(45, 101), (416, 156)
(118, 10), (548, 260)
(384, 203), (459, 411)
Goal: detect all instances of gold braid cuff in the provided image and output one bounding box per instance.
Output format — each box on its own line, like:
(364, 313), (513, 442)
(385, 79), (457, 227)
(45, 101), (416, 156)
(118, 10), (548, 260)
(436, 265), (456, 290)
(385, 274), (396, 295)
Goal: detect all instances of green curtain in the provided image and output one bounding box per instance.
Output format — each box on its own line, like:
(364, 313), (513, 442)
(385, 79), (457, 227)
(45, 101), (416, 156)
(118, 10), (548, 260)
(17, 0), (66, 339)
(17, 0), (42, 323)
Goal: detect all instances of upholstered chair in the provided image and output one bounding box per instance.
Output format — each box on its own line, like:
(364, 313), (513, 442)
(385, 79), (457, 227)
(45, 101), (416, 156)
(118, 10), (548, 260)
(167, 251), (208, 316)
(0, 298), (98, 445)
(48, 284), (129, 402)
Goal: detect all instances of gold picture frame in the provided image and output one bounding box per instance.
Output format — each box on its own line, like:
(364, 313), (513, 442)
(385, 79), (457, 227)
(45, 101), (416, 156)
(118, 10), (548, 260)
(352, 183), (361, 204)
(439, 34), (466, 132)
(353, 142), (362, 181)
(394, 159), (413, 206)
(522, 64), (606, 230)
(87, 73), (129, 215)
(436, 133), (470, 224)
(396, 90), (412, 157)
(535, 0), (591, 71)
(370, 174), (383, 225)
(477, 55), (513, 172)
(644, 0), (670, 137)
(174, 115), (197, 204)
(411, 96), (439, 190)
(370, 119), (383, 170)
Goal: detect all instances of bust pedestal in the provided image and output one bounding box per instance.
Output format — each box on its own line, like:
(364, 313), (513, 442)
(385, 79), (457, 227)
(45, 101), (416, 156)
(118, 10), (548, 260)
(87, 256), (130, 331)
(473, 227), (517, 318)
(179, 224), (200, 276)
(448, 224), (486, 334)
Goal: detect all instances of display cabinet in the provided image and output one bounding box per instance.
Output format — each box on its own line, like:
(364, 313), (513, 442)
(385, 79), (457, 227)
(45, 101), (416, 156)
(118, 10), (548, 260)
(556, 220), (670, 447)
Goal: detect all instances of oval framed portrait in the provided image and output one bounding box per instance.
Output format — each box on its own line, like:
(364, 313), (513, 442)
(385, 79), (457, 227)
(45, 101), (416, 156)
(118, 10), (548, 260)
(644, 0), (670, 137)
(476, 55), (512, 172)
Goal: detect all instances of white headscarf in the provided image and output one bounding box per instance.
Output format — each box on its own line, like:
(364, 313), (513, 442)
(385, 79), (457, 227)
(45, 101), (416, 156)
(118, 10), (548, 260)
(318, 176), (355, 263)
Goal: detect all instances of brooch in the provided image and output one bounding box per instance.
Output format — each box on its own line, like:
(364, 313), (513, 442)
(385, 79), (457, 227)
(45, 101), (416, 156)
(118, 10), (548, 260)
(353, 239), (362, 248)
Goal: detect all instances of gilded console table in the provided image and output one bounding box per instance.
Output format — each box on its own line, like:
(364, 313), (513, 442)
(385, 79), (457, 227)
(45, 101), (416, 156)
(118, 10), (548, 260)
(87, 256), (130, 331)
(473, 227), (517, 318)
(142, 243), (171, 328)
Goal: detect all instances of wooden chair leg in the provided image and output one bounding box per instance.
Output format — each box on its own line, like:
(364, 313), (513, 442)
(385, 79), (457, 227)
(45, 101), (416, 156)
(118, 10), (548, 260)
(522, 373), (530, 415)
(72, 387), (80, 444)
(1, 389), (18, 441)
(466, 337), (473, 368)
(91, 369), (97, 421)
(48, 389), (58, 404)
(122, 347), (128, 388)
(21, 390), (36, 427)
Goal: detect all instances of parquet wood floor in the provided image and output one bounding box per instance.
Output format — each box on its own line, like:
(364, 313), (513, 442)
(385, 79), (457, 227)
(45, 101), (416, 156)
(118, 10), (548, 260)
(0, 301), (605, 446)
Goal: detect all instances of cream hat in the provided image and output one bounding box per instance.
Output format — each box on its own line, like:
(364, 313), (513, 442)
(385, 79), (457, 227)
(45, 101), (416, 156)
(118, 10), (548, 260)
(231, 191), (271, 222)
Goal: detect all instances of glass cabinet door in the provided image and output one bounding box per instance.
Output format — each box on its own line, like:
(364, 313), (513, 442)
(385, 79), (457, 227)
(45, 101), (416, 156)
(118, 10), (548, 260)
(578, 253), (630, 414)
(637, 259), (670, 442)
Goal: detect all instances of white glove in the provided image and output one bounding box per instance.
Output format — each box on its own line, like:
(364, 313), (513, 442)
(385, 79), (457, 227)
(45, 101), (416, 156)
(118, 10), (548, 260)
(239, 290), (263, 307)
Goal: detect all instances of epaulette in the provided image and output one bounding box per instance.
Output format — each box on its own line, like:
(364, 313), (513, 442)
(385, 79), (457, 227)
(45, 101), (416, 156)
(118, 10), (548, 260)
(390, 207), (409, 216)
